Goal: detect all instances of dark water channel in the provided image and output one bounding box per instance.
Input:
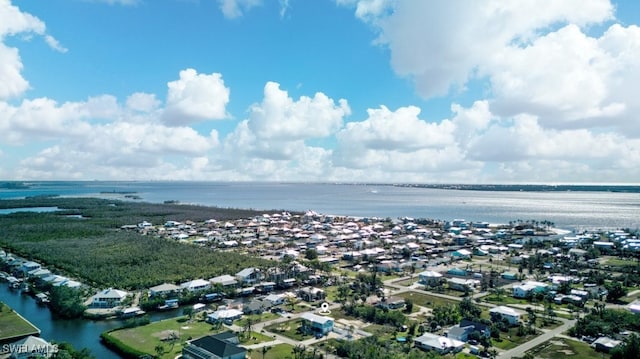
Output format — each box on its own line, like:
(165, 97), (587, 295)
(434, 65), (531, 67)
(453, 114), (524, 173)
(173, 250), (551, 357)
(0, 284), (181, 358)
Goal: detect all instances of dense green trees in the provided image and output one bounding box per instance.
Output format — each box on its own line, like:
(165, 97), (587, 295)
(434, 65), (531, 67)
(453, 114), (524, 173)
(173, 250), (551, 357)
(0, 198), (275, 289)
(53, 342), (95, 359)
(569, 308), (640, 338)
(606, 281), (628, 302)
(333, 336), (437, 359)
(49, 286), (86, 319)
(611, 334), (640, 359)
(343, 304), (407, 328)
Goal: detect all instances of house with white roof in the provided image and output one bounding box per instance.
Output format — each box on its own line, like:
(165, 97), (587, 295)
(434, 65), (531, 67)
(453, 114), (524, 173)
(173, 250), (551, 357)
(90, 288), (128, 308)
(206, 308), (243, 323)
(210, 274), (238, 288)
(489, 306), (522, 326)
(180, 279), (211, 292)
(418, 271), (443, 286)
(235, 267), (262, 286)
(149, 283), (181, 297)
(8, 336), (57, 359)
(414, 333), (464, 354)
(512, 281), (548, 298)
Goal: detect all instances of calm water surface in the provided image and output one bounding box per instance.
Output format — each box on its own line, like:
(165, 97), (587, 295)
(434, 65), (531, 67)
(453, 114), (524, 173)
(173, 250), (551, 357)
(2, 181), (638, 230)
(0, 284), (181, 358)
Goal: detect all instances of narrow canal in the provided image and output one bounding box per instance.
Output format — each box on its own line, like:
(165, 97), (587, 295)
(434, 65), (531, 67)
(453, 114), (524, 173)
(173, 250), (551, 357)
(0, 284), (182, 358)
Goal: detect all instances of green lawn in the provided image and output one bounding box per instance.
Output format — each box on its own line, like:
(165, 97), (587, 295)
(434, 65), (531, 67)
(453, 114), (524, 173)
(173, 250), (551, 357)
(247, 343), (294, 359)
(394, 278), (416, 287)
(395, 291), (460, 308)
(483, 294), (529, 305)
(524, 337), (604, 359)
(605, 258), (639, 267)
(263, 319), (314, 341)
(235, 312), (279, 328)
(239, 331), (275, 345)
(493, 327), (539, 350)
(0, 303), (40, 340)
(105, 316), (218, 359)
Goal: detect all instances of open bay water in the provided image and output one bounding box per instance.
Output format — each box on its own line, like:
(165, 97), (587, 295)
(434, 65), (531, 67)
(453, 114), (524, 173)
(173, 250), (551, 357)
(2, 181), (639, 230)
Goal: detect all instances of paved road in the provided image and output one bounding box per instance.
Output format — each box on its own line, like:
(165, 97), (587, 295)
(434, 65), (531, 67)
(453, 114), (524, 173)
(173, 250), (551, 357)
(497, 318), (576, 359)
(228, 304), (343, 359)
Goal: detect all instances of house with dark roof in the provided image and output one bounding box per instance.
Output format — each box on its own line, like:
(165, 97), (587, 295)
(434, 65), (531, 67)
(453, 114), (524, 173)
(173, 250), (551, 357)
(182, 332), (246, 359)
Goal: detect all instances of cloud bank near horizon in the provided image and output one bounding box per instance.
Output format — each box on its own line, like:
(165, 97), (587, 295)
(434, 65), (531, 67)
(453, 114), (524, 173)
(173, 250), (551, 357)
(1, 0), (639, 183)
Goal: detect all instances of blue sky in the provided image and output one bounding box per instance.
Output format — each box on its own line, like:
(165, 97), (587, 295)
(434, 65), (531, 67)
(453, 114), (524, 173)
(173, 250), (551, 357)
(1, 0), (640, 183)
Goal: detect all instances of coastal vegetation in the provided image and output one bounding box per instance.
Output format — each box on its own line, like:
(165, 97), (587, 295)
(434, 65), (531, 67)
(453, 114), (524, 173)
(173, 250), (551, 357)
(0, 197), (275, 289)
(330, 335), (438, 359)
(48, 286), (87, 319)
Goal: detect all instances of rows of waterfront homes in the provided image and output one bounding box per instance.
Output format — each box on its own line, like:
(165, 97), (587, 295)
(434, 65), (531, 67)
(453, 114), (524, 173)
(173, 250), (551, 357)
(3, 211), (638, 314)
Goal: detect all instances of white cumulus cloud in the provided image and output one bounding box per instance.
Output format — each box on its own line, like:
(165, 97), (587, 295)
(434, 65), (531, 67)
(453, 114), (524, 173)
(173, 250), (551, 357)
(162, 69), (230, 126)
(0, 0), (67, 99)
(218, 0), (262, 19)
(247, 81), (350, 141)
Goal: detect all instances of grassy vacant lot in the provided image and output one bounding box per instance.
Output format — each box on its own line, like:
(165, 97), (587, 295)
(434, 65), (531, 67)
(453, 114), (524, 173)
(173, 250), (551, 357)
(393, 278), (417, 287)
(264, 318), (314, 341)
(235, 312), (279, 328)
(0, 197), (275, 289)
(247, 343), (294, 359)
(493, 327), (540, 350)
(482, 294), (529, 306)
(0, 303), (40, 341)
(523, 337), (602, 359)
(104, 316), (217, 359)
(396, 291), (460, 308)
(239, 331), (275, 345)
(605, 257), (639, 268)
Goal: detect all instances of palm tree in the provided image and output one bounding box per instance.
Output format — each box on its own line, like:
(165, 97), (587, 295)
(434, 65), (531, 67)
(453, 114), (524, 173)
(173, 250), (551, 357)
(244, 317), (256, 338)
(167, 331), (179, 352)
(154, 344), (164, 358)
(261, 345), (271, 359)
(291, 344), (306, 359)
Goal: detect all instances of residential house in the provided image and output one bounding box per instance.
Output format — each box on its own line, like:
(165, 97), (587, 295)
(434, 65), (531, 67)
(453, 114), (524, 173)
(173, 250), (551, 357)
(235, 268), (262, 286)
(376, 260), (401, 273)
(149, 283), (181, 297)
(182, 332), (246, 359)
(512, 281), (548, 298)
(18, 261), (41, 276)
(418, 271), (443, 286)
(210, 275), (238, 288)
(255, 281), (276, 293)
(8, 336), (57, 359)
(27, 268), (51, 279)
(243, 300), (269, 315)
(592, 336), (622, 353)
(181, 279), (211, 292)
(414, 333), (465, 354)
(264, 293), (286, 306)
(489, 306), (522, 326)
(206, 309), (243, 323)
(446, 267), (467, 277)
(447, 278), (479, 292)
(300, 312), (334, 335)
(378, 296), (405, 310)
(448, 320), (491, 342)
(298, 287), (326, 302)
(90, 288), (128, 308)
